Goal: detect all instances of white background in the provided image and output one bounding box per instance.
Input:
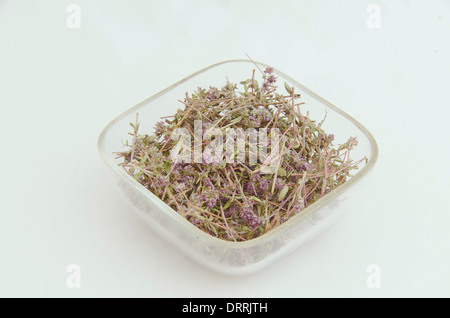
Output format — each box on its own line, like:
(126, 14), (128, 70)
(1, 0), (449, 297)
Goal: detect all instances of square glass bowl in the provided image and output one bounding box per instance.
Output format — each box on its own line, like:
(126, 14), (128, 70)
(97, 59), (378, 275)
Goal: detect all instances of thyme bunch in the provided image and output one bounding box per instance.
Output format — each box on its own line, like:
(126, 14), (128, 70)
(115, 68), (365, 242)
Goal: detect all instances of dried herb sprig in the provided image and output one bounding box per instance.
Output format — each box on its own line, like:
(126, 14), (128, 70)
(115, 68), (365, 242)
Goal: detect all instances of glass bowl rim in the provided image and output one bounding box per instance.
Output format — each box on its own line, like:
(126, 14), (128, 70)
(97, 59), (379, 248)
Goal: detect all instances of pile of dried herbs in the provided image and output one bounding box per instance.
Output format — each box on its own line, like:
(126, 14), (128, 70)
(115, 67), (364, 242)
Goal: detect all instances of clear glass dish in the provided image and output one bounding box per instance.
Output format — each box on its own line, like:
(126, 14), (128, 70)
(97, 59), (378, 275)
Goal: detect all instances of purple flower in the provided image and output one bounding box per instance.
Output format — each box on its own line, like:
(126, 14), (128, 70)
(275, 178), (284, 191)
(262, 67), (277, 93)
(246, 182), (258, 196)
(207, 86), (219, 100)
(153, 176), (168, 188)
(190, 193), (203, 207)
(151, 176), (169, 195)
(251, 173), (261, 183)
(201, 182), (219, 208)
(259, 179), (270, 192)
(291, 156), (311, 172)
(180, 175), (194, 186)
(247, 115), (261, 128)
(190, 217), (201, 225)
(170, 163), (182, 178)
(224, 206), (238, 218)
(202, 177), (214, 189)
(262, 82), (271, 93)
(304, 161), (311, 171)
(293, 198), (305, 213)
(239, 200), (261, 228)
(266, 74), (276, 84)
(203, 192), (218, 208)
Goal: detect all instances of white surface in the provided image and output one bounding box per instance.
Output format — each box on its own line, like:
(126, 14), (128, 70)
(1, 0), (449, 297)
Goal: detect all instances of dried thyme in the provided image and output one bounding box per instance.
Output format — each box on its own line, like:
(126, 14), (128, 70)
(115, 67), (365, 242)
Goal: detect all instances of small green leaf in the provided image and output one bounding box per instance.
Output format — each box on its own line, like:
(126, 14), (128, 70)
(249, 196), (264, 203)
(210, 224), (218, 236)
(277, 167), (287, 177)
(223, 199), (232, 210)
(163, 161), (171, 173)
(195, 214), (206, 221)
(229, 116), (243, 125)
(284, 82), (292, 94)
(278, 185), (290, 202)
(133, 171), (142, 181)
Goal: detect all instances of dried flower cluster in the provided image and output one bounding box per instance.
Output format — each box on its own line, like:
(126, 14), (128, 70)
(115, 67), (364, 242)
